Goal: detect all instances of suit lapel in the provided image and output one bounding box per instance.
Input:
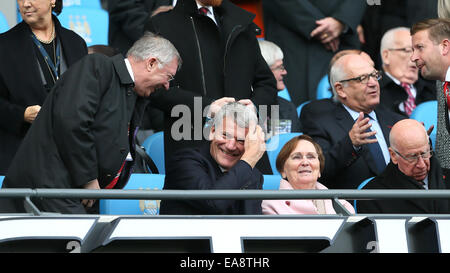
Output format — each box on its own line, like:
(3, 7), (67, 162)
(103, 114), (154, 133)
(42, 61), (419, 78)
(335, 104), (385, 176)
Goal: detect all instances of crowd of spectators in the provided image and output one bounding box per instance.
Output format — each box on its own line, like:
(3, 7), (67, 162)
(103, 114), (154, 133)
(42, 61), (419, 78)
(0, 0), (449, 216)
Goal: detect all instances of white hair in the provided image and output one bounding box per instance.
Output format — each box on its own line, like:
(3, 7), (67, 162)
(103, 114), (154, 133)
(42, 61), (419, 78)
(329, 60), (349, 102)
(127, 32), (182, 69)
(213, 102), (258, 129)
(379, 27), (411, 58)
(258, 40), (284, 67)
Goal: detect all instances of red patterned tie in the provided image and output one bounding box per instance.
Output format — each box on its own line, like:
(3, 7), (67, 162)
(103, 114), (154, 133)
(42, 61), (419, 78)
(444, 81), (450, 110)
(199, 7), (209, 16)
(401, 82), (416, 116)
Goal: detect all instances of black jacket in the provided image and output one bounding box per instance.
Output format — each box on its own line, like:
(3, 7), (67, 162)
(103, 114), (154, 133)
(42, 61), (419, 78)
(357, 157), (450, 214)
(262, 0), (366, 106)
(0, 16), (87, 174)
(379, 71), (436, 117)
(160, 143), (264, 215)
(108, 0), (172, 55)
(301, 100), (405, 189)
(1, 54), (145, 213)
(146, 0), (277, 166)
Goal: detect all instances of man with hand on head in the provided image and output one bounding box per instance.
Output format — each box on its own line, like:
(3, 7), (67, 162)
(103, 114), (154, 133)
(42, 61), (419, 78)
(358, 119), (449, 214)
(160, 101), (266, 215)
(0, 33), (181, 214)
(301, 54), (405, 189)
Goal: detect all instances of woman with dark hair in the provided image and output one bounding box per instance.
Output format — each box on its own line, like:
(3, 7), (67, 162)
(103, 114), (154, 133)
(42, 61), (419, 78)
(0, 0), (87, 174)
(262, 135), (355, 215)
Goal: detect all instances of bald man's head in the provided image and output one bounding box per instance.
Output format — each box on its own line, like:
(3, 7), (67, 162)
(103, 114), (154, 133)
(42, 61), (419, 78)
(389, 119), (431, 181)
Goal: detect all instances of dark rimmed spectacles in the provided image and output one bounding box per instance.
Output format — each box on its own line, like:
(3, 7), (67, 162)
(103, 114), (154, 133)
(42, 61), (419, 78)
(339, 70), (382, 84)
(387, 47), (413, 54)
(392, 148), (433, 164)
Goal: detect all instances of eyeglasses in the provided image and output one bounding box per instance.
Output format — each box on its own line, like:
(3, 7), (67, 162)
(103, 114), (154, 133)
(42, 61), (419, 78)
(166, 73), (175, 82)
(339, 70), (382, 84)
(388, 47), (413, 54)
(392, 148), (433, 164)
(155, 58), (175, 82)
(271, 64), (286, 72)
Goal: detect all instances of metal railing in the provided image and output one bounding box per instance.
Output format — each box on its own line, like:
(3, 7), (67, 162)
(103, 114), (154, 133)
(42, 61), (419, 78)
(1, 188), (450, 216)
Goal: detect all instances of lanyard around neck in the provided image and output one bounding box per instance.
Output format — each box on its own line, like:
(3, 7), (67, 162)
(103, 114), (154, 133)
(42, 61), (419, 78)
(30, 33), (61, 80)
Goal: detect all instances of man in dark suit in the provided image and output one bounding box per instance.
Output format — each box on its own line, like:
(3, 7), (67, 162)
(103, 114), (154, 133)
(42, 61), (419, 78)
(358, 119), (449, 214)
(301, 54), (405, 189)
(145, 0), (277, 173)
(262, 0), (366, 106)
(160, 101), (266, 215)
(379, 27), (436, 117)
(0, 33), (181, 214)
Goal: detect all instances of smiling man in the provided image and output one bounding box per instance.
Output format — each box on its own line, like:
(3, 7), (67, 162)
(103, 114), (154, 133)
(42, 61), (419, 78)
(358, 119), (449, 214)
(0, 32), (181, 214)
(160, 101), (266, 215)
(301, 54), (405, 189)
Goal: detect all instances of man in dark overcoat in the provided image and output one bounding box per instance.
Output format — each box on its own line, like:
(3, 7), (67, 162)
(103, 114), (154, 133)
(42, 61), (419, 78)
(0, 33), (181, 214)
(145, 0), (277, 171)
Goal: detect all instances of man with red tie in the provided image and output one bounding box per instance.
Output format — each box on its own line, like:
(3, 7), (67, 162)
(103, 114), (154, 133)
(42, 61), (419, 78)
(410, 18), (450, 188)
(379, 27), (436, 117)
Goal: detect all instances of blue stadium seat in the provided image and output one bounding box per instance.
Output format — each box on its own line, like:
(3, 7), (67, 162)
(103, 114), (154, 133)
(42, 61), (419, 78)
(278, 87), (291, 101)
(99, 173), (165, 215)
(57, 6), (108, 46)
(0, 12), (9, 33)
(316, 75), (332, 100)
(296, 100), (310, 118)
(410, 100), (437, 149)
(266, 132), (303, 175)
(262, 174), (281, 190)
(0, 176), (4, 187)
(142, 131), (165, 174)
(63, 0), (102, 9)
(353, 176), (375, 213)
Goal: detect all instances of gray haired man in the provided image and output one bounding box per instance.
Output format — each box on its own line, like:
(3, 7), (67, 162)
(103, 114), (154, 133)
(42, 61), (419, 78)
(1, 32), (181, 214)
(160, 100), (267, 215)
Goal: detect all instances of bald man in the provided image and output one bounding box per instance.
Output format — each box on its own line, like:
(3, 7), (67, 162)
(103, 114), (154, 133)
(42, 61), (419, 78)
(301, 54), (405, 189)
(358, 119), (449, 214)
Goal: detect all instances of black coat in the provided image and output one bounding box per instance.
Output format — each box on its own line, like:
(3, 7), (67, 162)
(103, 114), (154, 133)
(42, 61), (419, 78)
(301, 100), (405, 189)
(160, 143), (264, 215)
(357, 158), (450, 214)
(108, 0), (172, 55)
(0, 17), (87, 174)
(1, 54), (145, 213)
(262, 0), (366, 106)
(379, 71), (436, 117)
(146, 0), (277, 167)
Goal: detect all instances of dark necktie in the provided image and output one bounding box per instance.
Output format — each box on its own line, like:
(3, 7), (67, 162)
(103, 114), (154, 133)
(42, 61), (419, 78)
(364, 114), (386, 173)
(443, 81), (450, 110)
(199, 7), (209, 16)
(400, 82), (416, 116)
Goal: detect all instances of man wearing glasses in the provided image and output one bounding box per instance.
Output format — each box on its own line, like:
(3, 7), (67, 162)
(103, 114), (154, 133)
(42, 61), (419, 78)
(301, 54), (405, 189)
(379, 27), (436, 117)
(358, 119), (449, 214)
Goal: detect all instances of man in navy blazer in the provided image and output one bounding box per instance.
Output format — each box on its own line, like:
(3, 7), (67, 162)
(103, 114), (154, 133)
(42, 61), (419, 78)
(160, 100), (266, 215)
(301, 54), (405, 189)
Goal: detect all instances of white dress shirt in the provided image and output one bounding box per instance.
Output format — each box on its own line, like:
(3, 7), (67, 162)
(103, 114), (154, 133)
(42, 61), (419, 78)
(343, 104), (390, 165)
(384, 71), (417, 113)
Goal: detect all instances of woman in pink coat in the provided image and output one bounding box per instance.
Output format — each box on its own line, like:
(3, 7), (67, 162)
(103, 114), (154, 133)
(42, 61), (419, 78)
(262, 135), (355, 215)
